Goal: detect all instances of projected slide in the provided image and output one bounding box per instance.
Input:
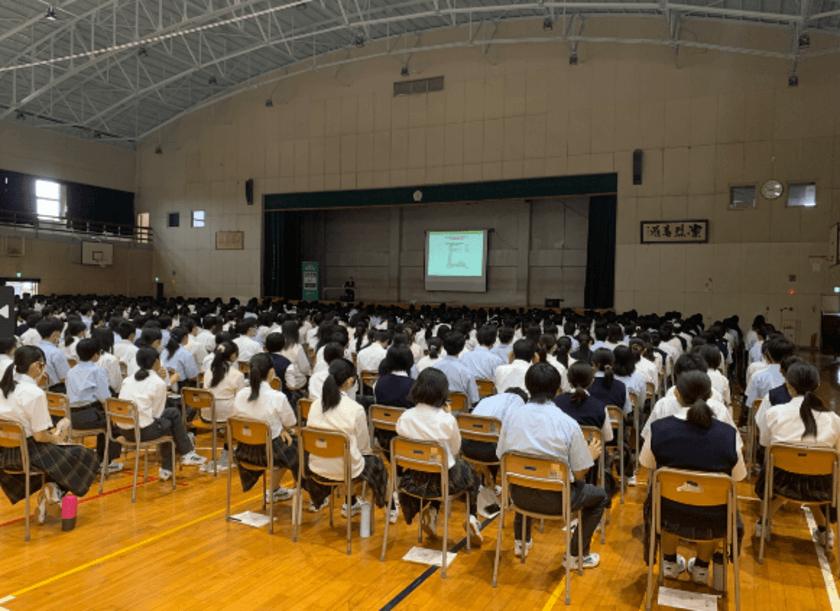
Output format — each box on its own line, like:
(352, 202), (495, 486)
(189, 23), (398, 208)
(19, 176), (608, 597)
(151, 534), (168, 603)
(424, 230), (488, 292)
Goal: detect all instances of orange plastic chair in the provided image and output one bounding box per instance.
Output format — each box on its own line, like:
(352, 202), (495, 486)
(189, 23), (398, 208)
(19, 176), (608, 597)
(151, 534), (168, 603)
(0, 419), (46, 541)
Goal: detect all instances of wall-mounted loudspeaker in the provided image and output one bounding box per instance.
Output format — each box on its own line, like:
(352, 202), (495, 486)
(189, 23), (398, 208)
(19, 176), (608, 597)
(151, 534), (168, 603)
(632, 149), (643, 185)
(545, 298), (561, 308)
(245, 178), (254, 205)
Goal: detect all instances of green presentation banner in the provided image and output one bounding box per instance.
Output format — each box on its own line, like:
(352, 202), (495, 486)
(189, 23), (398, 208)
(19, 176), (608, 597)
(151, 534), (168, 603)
(301, 262), (319, 301)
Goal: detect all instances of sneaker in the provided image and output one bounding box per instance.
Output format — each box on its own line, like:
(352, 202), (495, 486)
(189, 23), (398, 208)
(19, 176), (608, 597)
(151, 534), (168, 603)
(626, 474), (638, 487)
(814, 527), (836, 550)
(566, 552), (600, 569)
(187, 432), (196, 446)
(514, 539), (533, 557)
(687, 558), (709, 585)
(389, 506), (400, 524)
(44, 482), (63, 504)
(662, 554), (686, 578)
(494, 485), (502, 497)
(308, 497), (330, 513)
(108, 461), (124, 474)
(265, 486), (295, 503)
(466, 515), (483, 546)
(341, 498), (363, 518)
(421, 505), (438, 538)
(158, 468), (173, 481)
(181, 451), (207, 466)
(36, 489), (48, 525)
(479, 503), (501, 520)
(754, 519), (771, 541)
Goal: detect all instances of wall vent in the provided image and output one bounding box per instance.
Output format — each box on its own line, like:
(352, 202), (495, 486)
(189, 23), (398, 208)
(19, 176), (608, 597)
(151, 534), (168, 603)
(394, 76), (444, 97)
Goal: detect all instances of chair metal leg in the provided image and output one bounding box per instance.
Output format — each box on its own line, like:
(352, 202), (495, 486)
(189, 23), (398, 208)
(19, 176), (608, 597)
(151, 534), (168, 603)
(539, 518), (544, 534)
(99, 437), (109, 494)
(23, 469), (30, 542)
(346, 483), (352, 555)
(417, 500), (423, 543)
(212, 421), (218, 477)
(520, 513), (527, 564)
(380, 479), (394, 562)
(144, 448), (148, 482)
(492, 492), (505, 587)
(465, 492), (471, 555)
(564, 507), (572, 605)
(261, 471), (267, 512)
(131, 443), (140, 503)
(329, 487), (335, 528)
(225, 447), (232, 522)
(269, 468), (275, 535)
(171, 442), (176, 491)
(577, 510), (584, 576)
(441, 489), (449, 578)
(619, 425), (625, 504)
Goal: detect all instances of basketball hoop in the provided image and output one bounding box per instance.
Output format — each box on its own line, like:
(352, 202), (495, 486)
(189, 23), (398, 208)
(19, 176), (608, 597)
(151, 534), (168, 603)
(98, 260), (107, 269)
(809, 255), (830, 272)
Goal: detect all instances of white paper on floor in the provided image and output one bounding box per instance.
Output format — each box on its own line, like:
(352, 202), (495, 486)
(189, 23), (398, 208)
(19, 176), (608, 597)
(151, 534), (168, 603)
(229, 511), (276, 528)
(402, 546), (457, 567)
(657, 586), (719, 611)
(477, 486), (499, 517)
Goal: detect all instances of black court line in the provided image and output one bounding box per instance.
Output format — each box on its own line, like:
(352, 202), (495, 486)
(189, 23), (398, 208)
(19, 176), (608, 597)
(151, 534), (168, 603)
(378, 515), (497, 611)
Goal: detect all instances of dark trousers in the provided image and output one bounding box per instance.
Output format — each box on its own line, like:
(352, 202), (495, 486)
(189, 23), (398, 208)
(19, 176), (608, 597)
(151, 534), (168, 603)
(118, 407), (193, 470)
(510, 479), (609, 556)
(460, 438), (499, 480)
(49, 383), (66, 394)
(71, 405), (122, 463)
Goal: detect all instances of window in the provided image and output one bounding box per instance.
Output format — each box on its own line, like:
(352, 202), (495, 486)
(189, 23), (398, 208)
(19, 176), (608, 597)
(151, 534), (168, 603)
(787, 182), (817, 207)
(168, 212), (180, 228)
(192, 210), (205, 228)
(35, 179), (62, 220)
(137, 212), (150, 243)
(729, 185), (756, 210)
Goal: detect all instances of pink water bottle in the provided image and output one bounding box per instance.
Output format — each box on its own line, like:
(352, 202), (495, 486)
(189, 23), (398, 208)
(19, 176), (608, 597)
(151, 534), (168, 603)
(61, 494), (78, 531)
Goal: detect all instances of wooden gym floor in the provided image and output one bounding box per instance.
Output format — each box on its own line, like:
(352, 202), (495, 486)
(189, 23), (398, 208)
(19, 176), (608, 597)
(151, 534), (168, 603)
(1, 356), (839, 611)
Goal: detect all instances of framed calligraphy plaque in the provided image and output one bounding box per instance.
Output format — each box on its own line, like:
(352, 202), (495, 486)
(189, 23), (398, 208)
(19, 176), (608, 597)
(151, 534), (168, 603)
(640, 220), (708, 244)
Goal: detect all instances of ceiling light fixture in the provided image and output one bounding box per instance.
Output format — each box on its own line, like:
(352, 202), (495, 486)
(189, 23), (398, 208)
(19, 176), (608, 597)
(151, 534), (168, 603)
(400, 66), (409, 77)
(353, 34), (365, 48)
(154, 146), (163, 155)
(569, 53), (578, 65)
(788, 74), (799, 87)
(265, 98), (274, 107)
(45, 6), (57, 21)
(798, 33), (810, 49)
(543, 17), (553, 30)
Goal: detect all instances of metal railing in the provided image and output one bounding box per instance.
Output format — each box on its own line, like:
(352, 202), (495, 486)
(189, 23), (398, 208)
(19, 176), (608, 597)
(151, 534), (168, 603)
(0, 209), (153, 245)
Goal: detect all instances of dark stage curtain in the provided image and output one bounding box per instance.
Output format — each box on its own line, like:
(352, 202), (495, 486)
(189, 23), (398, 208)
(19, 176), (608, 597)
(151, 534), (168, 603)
(584, 194), (617, 309)
(0, 170), (37, 224)
(263, 210), (303, 299)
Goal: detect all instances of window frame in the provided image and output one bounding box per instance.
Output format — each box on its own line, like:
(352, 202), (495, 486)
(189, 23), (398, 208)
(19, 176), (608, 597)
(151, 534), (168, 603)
(167, 212), (180, 228)
(191, 210), (206, 228)
(786, 181), (817, 208)
(34, 178), (63, 220)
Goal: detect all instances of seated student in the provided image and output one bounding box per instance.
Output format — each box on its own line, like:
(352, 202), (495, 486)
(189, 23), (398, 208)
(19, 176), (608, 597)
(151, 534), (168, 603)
(603, 323), (626, 351)
(114, 321), (138, 364)
(754, 355), (804, 429)
(0, 346), (101, 524)
(357, 329), (389, 377)
(491, 326), (516, 363)
(746, 315), (765, 351)
(182, 318), (208, 368)
(496, 362), (608, 564)
(755, 363), (840, 547)
(36, 319), (71, 393)
(461, 326), (506, 381)
(750, 324), (773, 364)
(201, 342), (246, 472)
(571, 333), (594, 363)
(118, 347), (206, 480)
(377, 333), (420, 380)
(590, 326), (609, 353)
(613, 345), (646, 408)
(20, 314), (43, 346)
(554, 362), (613, 446)
(696, 344), (731, 409)
(91, 327), (122, 395)
(266, 331), (308, 407)
(589, 348), (631, 417)
(195, 315), (219, 356)
(433, 332), (479, 408)
(416, 337), (443, 373)
(309, 343), (346, 403)
(307, 358), (394, 520)
(745, 340), (772, 394)
(746, 337), (795, 409)
(280, 320), (312, 382)
(233, 321), (262, 363)
(160, 328), (200, 393)
(0, 337), (14, 379)
(65, 338), (123, 473)
(639, 370), (746, 586)
(125, 327), (164, 377)
(395, 368), (483, 543)
(231, 353), (301, 504)
(628, 338), (659, 389)
(375, 345), (417, 409)
(494, 339), (538, 398)
(62, 320), (87, 361)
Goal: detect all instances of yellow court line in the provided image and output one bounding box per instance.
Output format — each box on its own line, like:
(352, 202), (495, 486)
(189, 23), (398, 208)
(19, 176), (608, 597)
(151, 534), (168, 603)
(10, 494), (260, 599)
(541, 576), (568, 611)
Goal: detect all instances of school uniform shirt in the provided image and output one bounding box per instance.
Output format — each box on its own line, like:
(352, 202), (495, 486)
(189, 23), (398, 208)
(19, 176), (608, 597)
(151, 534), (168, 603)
(759, 396), (840, 452)
(0, 354), (13, 379)
(307, 394), (370, 480)
(460, 346), (505, 382)
(0, 374), (52, 437)
(396, 404), (461, 469)
(114, 339), (139, 364)
(634, 357), (659, 388)
(38, 340), (71, 387)
(374, 372), (416, 408)
(490, 343), (513, 363)
(496, 400), (594, 481)
(186, 336), (208, 370)
(416, 355), (442, 373)
(233, 336), (262, 364)
(195, 330), (217, 355)
(66, 361), (111, 408)
(281, 344), (311, 380)
(745, 361), (770, 392)
(590, 373), (631, 416)
(747, 364), (784, 409)
(356, 342), (387, 376)
(749, 340), (764, 364)
(20, 327), (41, 346)
(553, 393), (613, 443)
(563, 335), (580, 353)
(616, 373), (646, 408)
(232, 382), (296, 440)
(97, 352), (123, 394)
(161, 345), (200, 385)
(62, 337), (81, 361)
(745, 330), (759, 350)
(203, 366), (246, 421)
(409, 343), (423, 364)
(494, 359), (531, 396)
(472, 391), (525, 424)
(707, 368), (731, 406)
(433, 355), (480, 406)
(642, 394), (737, 444)
(119, 371), (167, 428)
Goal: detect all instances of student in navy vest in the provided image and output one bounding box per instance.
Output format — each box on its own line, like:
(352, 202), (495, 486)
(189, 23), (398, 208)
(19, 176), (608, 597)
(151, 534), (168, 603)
(589, 348), (631, 417)
(639, 370), (746, 587)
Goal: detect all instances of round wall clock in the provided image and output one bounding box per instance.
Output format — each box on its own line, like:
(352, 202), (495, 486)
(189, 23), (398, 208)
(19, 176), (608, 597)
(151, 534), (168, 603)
(761, 180), (784, 200)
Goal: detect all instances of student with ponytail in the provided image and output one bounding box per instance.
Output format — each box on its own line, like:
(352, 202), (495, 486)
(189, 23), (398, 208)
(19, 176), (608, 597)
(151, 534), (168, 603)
(416, 337), (443, 372)
(755, 363), (840, 548)
(201, 342), (246, 472)
(231, 353), (300, 505)
(590, 348), (631, 416)
(160, 327), (200, 393)
(306, 358), (393, 520)
(125, 327), (163, 377)
(62, 320), (88, 361)
(639, 370), (746, 586)
(118, 347), (206, 480)
(572, 333), (594, 363)
(555, 362), (613, 445)
(0, 346), (101, 524)
(613, 345), (646, 410)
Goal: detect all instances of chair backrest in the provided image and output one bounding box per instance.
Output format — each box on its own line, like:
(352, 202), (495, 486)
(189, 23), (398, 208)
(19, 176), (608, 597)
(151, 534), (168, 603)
(654, 467), (734, 507)
(606, 405), (623, 429)
(370, 404), (406, 433)
(228, 417), (272, 447)
(119, 361), (128, 379)
(360, 370), (379, 387)
(628, 390), (639, 411)
(0, 419), (26, 449)
(238, 361), (250, 376)
(45, 392), (69, 420)
(456, 413), (501, 443)
(104, 398), (139, 430)
(579, 425), (603, 445)
(297, 397), (313, 423)
(476, 378), (495, 397)
(770, 443), (839, 477)
(67, 358), (78, 369)
(646, 381), (655, 400)
(299, 426), (349, 459)
(269, 377), (281, 391)
(501, 451), (569, 493)
(182, 387), (213, 410)
(391, 437), (448, 474)
(448, 391), (468, 413)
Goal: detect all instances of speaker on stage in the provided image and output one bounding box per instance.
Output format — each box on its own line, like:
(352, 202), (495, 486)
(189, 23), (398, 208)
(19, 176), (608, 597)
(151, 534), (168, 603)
(632, 149), (643, 185)
(245, 178), (254, 205)
(545, 298), (560, 308)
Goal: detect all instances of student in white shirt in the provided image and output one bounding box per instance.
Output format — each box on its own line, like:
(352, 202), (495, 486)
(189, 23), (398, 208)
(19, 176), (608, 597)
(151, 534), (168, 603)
(494, 339), (538, 395)
(118, 348), (206, 480)
(754, 363), (840, 547)
(696, 344), (731, 409)
(395, 368), (483, 545)
(114, 321), (138, 364)
(0, 337), (14, 379)
(306, 358), (393, 520)
(308, 343), (344, 403)
(280, 320), (311, 382)
(356, 329), (389, 378)
(201, 342), (246, 472)
(416, 337), (443, 372)
(0, 346), (101, 523)
(62, 320), (87, 362)
(91, 327), (122, 394)
(461, 326), (506, 381)
(231, 353), (301, 504)
(233, 321), (262, 363)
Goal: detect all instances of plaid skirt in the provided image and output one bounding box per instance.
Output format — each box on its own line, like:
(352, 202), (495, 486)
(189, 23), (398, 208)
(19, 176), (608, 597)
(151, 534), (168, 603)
(306, 454), (389, 508)
(234, 438), (301, 493)
(754, 466), (837, 522)
(398, 458), (480, 525)
(0, 440), (100, 505)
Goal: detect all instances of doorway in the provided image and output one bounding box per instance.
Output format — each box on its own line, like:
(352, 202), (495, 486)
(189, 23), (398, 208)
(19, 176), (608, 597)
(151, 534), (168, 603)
(1, 278), (40, 297)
